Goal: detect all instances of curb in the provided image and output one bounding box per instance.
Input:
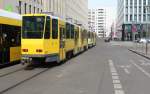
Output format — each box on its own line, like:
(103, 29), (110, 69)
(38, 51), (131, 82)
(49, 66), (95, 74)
(128, 49), (150, 60)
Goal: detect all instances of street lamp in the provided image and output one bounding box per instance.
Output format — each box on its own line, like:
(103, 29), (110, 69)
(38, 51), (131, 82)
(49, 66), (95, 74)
(145, 5), (150, 38)
(144, 5), (150, 55)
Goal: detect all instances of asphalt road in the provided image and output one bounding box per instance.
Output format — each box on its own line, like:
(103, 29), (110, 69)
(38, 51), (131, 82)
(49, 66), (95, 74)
(2, 40), (150, 94)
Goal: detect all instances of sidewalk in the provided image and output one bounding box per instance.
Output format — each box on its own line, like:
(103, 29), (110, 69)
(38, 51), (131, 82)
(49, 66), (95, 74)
(110, 41), (150, 59)
(128, 43), (150, 59)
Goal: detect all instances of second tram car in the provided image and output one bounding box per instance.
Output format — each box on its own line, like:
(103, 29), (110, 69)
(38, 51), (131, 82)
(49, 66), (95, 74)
(0, 9), (21, 65)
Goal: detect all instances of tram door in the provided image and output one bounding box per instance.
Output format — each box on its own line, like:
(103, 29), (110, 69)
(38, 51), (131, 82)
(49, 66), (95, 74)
(1, 25), (10, 64)
(0, 25), (2, 64)
(59, 27), (65, 61)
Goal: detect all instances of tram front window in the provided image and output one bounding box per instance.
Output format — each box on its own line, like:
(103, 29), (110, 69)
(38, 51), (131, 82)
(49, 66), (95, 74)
(22, 16), (45, 39)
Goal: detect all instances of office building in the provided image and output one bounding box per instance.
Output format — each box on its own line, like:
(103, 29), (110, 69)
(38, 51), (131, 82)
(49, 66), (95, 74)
(117, 0), (150, 41)
(0, 0), (44, 14)
(43, 0), (88, 29)
(88, 8), (106, 38)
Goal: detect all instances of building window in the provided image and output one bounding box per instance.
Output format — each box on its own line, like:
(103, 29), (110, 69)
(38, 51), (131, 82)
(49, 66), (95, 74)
(130, 0), (133, 5)
(139, 6), (141, 13)
(29, 5), (31, 13)
(134, 0), (137, 5)
(130, 15), (133, 21)
(126, 15), (128, 21)
(139, 15), (141, 21)
(24, 3), (27, 14)
(134, 7), (137, 14)
(134, 15), (137, 21)
(143, 0), (146, 6)
(148, 14), (150, 21)
(34, 6), (35, 13)
(126, 7), (128, 14)
(139, 0), (141, 5)
(126, 0), (128, 5)
(143, 15), (146, 21)
(143, 7), (146, 14)
(41, 0), (43, 5)
(130, 7), (133, 13)
(149, 0), (150, 5)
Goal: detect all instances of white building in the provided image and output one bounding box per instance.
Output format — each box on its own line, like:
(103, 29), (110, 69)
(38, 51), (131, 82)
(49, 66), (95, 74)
(117, 0), (150, 41)
(0, 0), (44, 14)
(88, 8), (106, 38)
(0, 0), (88, 29)
(43, 0), (88, 29)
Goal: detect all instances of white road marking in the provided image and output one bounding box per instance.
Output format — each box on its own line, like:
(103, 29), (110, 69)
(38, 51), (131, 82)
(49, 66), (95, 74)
(131, 60), (150, 78)
(112, 72), (118, 76)
(113, 80), (121, 84)
(139, 60), (150, 66)
(124, 68), (130, 74)
(126, 65), (131, 68)
(109, 60), (114, 65)
(118, 65), (131, 68)
(112, 76), (119, 80)
(114, 84), (122, 89)
(120, 65), (125, 68)
(108, 60), (126, 94)
(56, 74), (63, 78)
(115, 90), (125, 94)
(111, 68), (117, 73)
(139, 60), (145, 63)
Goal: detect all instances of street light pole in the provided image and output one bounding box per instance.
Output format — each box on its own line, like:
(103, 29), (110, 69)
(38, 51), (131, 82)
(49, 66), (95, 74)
(145, 5), (150, 55)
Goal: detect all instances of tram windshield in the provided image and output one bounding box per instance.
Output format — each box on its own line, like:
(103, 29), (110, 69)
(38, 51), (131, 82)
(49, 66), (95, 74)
(22, 16), (45, 39)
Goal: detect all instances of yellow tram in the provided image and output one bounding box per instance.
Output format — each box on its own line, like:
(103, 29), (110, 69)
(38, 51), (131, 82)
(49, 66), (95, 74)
(88, 32), (96, 48)
(0, 9), (21, 65)
(21, 14), (96, 65)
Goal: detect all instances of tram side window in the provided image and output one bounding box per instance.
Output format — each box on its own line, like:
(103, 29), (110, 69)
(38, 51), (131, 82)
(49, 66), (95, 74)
(71, 25), (74, 39)
(52, 19), (58, 39)
(2, 24), (21, 47)
(66, 23), (71, 39)
(44, 17), (50, 39)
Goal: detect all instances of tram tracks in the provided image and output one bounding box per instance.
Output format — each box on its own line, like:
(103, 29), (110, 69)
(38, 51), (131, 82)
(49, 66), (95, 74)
(0, 67), (50, 94)
(0, 68), (24, 78)
(0, 64), (25, 78)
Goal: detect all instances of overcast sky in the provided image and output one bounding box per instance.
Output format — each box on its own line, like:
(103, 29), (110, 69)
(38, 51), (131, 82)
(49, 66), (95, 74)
(88, 0), (117, 9)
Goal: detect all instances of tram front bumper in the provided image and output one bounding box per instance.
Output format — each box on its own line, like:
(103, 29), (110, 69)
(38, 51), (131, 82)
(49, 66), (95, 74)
(21, 56), (33, 64)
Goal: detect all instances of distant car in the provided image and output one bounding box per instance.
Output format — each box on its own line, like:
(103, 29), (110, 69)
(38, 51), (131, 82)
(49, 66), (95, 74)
(104, 37), (111, 42)
(146, 38), (150, 43)
(139, 38), (147, 43)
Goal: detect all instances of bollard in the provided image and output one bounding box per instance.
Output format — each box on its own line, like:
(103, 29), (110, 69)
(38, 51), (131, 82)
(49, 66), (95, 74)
(146, 42), (148, 55)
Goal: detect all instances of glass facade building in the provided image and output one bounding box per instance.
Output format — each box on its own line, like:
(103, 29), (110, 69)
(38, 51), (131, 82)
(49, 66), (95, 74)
(117, 0), (150, 41)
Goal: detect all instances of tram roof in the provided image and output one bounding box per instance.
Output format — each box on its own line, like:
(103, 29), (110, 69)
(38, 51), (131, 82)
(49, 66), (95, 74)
(0, 9), (21, 20)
